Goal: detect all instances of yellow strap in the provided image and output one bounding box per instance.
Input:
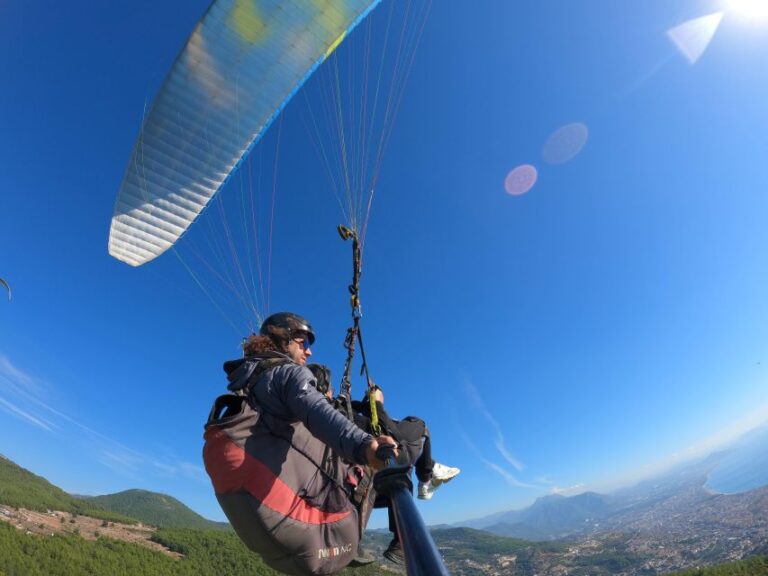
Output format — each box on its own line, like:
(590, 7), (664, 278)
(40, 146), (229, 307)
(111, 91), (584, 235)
(368, 386), (381, 436)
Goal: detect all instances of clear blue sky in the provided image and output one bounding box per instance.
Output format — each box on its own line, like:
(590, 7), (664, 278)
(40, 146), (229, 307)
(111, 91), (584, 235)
(2, 0), (768, 528)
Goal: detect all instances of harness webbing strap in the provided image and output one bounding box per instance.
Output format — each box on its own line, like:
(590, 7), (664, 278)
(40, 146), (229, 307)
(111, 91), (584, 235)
(338, 225), (381, 436)
(339, 326), (356, 421)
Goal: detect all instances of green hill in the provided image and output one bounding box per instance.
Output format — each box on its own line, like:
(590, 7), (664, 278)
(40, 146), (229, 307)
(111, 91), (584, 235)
(0, 455), (134, 524)
(0, 521), (387, 576)
(0, 521), (275, 576)
(667, 555), (768, 575)
(0, 455), (384, 575)
(82, 489), (229, 531)
(434, 526), (558, 555)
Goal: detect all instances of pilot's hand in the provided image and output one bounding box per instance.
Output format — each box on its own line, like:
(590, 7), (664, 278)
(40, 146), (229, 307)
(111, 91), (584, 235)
(365, 435), (398, 470)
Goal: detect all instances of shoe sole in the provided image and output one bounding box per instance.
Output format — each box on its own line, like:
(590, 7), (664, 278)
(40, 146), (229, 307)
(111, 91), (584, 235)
(431, 469), (460, 487)
(383, 551), (406, 565)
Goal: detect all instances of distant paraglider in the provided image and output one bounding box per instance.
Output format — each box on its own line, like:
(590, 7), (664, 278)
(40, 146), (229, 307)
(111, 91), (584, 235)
(0, 277), (10, 301)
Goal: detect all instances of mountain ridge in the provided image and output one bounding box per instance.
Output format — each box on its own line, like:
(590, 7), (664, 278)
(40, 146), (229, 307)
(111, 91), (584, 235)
(0, 455), (135, 524)
(79, 489), (230, 531)
(459, 424), (768, 542)
(0, 456), (226, 531)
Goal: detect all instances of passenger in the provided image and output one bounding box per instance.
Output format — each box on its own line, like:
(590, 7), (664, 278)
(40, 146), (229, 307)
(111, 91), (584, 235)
(306, 363), (461, 565)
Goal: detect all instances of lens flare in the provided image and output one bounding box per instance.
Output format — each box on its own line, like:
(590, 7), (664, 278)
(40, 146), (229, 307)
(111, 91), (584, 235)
(504, 164), (538, 196)
(542, 122), (589, 165)
(667, 12), (724, 64)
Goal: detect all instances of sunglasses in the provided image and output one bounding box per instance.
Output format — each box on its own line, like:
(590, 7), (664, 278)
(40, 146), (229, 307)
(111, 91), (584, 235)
(293, 337), (311, 351)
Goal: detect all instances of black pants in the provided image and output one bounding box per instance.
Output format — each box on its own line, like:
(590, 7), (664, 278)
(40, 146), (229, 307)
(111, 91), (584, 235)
(392, 416), (434, 482)
(352, 403), (434, 480)
(351, 403), (435, 538)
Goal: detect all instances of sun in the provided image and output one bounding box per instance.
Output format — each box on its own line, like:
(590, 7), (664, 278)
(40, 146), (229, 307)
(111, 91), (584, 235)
(726, 0), (768, 22)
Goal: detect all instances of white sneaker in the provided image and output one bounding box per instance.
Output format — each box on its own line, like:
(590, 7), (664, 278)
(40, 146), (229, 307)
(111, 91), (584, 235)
(418, 462), (460, 500)
(431, 462), (461, 485)
(418, 480), (436, 500)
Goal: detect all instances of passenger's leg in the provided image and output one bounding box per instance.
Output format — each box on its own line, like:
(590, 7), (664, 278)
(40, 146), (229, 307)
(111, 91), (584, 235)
(383, 504), (405, 565)
(415, 427), (434, 483)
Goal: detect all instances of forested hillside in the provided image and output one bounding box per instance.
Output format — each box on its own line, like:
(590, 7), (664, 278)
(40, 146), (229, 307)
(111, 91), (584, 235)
(668, 555), (768, 575)
(83, 489), (229, 531)
(0, 456), (134, 524)
(0, 456), (387, 575)
(0, 521), (274, 576)
(0, 522), (384, 576)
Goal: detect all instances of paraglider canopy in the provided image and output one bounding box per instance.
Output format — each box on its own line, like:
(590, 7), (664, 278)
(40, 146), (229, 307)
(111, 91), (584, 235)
(108, 0), (383, 267)
(0, 278), (10, 301)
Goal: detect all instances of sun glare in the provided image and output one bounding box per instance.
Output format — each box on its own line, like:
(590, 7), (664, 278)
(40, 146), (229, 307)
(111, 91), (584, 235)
(667, 13), (724, 64)
(727, 0), (768, 22)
